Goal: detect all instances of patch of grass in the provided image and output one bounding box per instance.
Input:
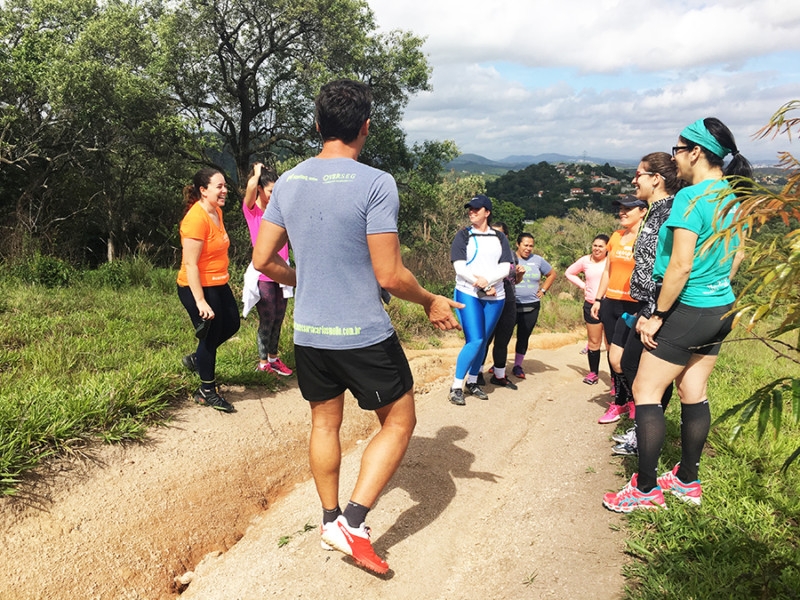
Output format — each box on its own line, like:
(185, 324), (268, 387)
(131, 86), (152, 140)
(619, 327), (800, 600)
(277, 522), (316, 548)
(0, 277), (286, 495)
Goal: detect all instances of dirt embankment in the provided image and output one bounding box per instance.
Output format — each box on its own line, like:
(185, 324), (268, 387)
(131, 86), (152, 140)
(0, 332), (629, 600)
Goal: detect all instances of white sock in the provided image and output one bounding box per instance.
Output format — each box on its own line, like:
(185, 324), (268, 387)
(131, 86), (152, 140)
(494, 367), (506, 379)
(452, 377), (464, 390)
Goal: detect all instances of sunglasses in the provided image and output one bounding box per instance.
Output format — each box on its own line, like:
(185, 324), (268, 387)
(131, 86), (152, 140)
(672, 145), (690, 157)
(633, 171), (656, 180)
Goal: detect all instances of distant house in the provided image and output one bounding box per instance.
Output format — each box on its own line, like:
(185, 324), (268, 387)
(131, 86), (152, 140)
(570, 187), (584, 196)
(589, 187), (607, 194)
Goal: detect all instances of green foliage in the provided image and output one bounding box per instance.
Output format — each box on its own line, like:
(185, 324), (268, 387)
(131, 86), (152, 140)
(528, 208), (620, 271)
(705, 101), (800, 470)
(157, 0), (430, 184)
(490, 198), (526, 240)
(10, 254), (75, 288)
(486, 161), (630, 219)
(621, 333), (800, 599)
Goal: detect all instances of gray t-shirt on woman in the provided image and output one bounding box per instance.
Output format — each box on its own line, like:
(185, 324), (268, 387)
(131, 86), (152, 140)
(263, 157), (397, 350)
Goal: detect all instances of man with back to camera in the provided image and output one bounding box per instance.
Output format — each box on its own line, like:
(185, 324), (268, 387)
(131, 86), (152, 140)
(252, 79), (462, 574)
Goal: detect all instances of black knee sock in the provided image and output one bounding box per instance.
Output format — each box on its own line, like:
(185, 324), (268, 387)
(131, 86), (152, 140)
(660, 382), (674, 412)
(343, 500), (370, 529)
(635, 404), (666, 492)
(587, 349), (600, 374)
(677, 401), (710, 483)
(613, 371), (631, 406)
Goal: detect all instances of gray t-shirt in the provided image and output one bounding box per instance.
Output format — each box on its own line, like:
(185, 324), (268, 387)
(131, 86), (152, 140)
(263, 157), (397, 350)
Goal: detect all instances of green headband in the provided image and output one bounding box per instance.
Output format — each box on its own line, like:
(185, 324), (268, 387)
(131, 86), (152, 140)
(680, 119), (731, 159)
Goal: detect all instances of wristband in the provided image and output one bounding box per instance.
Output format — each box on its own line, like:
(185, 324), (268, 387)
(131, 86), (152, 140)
(652, 309), (669, 319)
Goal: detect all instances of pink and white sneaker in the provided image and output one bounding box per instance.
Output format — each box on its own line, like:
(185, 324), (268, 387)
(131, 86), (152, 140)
(269, 358), (293, 376)
(626, 401), (636, 420)
(657, 464), (703, 506)
(598, 402), (630, 424)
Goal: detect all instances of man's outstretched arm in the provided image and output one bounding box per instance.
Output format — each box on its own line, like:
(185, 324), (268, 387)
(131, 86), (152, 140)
(367, 232), (462, 331)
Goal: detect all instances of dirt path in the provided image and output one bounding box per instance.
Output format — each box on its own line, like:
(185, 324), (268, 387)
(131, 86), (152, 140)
(0, 332), (630, 600)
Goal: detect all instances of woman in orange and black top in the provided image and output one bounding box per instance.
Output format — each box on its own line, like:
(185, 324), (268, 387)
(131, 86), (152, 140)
(177, 167), (241, 412)
(590, 196), (647, 424)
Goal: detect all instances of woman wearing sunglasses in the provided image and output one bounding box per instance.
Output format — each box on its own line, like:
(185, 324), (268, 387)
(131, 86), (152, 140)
(603, 118), (750, 512)
(609, 152), (684, 456)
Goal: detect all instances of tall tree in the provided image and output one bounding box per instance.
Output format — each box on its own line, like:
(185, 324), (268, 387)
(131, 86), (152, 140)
(155, 0), (430, 184)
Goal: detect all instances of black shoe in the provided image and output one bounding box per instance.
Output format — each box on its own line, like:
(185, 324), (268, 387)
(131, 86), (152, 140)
(449, 388), (466, 406)
(182, 353), (197, 373)
(476, 372), (486, 386)
(465, 383), (488, 400)
(490, 375), (518, 390)
(194, 387), (235, 413)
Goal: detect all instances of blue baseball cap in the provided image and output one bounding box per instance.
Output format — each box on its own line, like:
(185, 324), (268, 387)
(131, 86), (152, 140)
(465, 194), (492, 211)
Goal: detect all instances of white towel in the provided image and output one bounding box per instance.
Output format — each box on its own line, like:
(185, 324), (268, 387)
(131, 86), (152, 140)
(242, 262), (261, 318)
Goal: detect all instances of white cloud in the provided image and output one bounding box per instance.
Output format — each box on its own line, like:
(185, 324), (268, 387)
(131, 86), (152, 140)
(367, 0), (800, 161)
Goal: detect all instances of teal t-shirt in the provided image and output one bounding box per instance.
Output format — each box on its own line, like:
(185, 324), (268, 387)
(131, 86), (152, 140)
(652, 179), (740, 308)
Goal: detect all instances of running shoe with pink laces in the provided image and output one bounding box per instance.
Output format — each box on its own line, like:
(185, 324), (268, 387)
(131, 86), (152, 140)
(657, 464), (702, 506)
(603, 473), (667, 513)
(320, 515), (389, 574)
(598, 402), (629, 424)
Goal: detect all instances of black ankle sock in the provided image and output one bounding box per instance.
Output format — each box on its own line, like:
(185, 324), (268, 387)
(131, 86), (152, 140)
(322, 506), (342, 525)
(200, 380), (217, 394)
(343, 501), (369, 529)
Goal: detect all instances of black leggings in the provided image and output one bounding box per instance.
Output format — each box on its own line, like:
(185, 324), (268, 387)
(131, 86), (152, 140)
(485, 284), (517, 368)
(620, 322), (673, 410)
(515, 302), (541, 356)
(177, 283), (241, 384)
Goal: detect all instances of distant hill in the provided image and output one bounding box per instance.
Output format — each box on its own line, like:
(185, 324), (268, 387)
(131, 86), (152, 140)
(447, 152), (782, 175)
(447, 153), (638, 175)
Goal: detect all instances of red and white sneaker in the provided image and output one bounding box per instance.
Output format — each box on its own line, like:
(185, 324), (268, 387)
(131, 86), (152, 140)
(320, 515), (389, 574)
(319, 522), (335, 550)
(269, 358), (293, 376)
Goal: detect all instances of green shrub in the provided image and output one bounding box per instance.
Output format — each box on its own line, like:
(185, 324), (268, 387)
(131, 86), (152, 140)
(10, 254), (76, 288)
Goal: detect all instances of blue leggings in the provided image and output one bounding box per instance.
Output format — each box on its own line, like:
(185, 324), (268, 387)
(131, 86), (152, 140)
(454, 289), (505, 379)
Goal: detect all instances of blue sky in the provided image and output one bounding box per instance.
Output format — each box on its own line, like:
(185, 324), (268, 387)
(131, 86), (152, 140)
(367, 0), (800, 164)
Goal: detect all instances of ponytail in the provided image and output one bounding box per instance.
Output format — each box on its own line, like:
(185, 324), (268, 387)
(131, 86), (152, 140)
(184, 167), (223, 213)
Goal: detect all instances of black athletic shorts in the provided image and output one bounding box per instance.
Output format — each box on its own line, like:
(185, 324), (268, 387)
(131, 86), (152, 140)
(650, 302), (735, 366)
(583, 300), (601, 325)
(294, 332), (414, 410)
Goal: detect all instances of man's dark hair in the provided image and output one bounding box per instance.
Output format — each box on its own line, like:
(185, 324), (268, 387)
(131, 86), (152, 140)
(315, 79), (372, 144)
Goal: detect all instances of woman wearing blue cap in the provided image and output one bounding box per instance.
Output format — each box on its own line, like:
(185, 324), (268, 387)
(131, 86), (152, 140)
(448, 195), (514, 405)
(590, 195), (648, 424)
(603, 117), (750, 512)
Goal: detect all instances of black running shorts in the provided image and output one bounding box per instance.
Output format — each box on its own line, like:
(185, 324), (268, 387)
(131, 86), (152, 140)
(650, 302), (735, 366)
(582, 300), (601, 325)
(294, 332), (414, 410)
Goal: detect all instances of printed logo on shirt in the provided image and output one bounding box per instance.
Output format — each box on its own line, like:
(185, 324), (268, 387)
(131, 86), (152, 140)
(286, 174), (319, 182)
(322, 173), (357, 183)
(294, 322), (362, 336)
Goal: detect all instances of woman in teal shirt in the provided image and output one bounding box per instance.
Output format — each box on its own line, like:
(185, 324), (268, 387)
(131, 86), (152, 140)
(603, 117), (750, 513)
